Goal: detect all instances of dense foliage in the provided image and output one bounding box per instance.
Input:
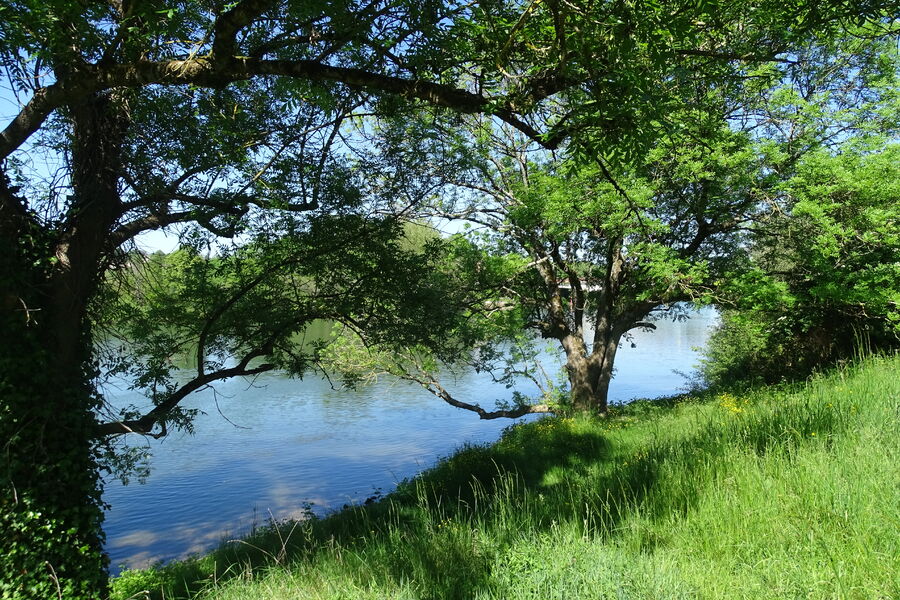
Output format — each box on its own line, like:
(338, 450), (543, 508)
(702, 143), (900, 385)
(343, 28), (900, 414)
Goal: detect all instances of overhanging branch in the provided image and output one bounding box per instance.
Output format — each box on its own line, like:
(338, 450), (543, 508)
(97, 359), (274, 437)
(1, 54), (569, 161)
(400, 372), (552, 420)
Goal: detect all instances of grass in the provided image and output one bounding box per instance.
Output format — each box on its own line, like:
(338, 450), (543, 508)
(112, 354), (900, 600)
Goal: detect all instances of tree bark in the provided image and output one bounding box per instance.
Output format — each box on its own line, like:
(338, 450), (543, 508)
(590, 333), (620, 415)
(562, 331), (620, 415)
(0, 204), (110, 597)
(0, 313), (109, 599)
(0, 91), (128, 598)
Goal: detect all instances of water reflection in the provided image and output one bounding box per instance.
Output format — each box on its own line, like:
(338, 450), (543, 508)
(103, 307), (717, 572)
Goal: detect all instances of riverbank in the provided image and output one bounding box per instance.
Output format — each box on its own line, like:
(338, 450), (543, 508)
(112, 354), (900, 599)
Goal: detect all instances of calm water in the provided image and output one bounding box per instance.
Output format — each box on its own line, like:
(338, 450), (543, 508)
(102, 308), (717, 572)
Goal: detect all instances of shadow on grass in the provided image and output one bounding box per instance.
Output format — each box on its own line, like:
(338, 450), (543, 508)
(114, 391), (850, 600)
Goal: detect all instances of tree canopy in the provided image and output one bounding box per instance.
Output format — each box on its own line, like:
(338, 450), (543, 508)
(318, 26), (898, 416)
(702, 140), (900, 385)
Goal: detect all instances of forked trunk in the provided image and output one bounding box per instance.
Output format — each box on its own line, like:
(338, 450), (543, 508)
(563, 333), (620, 415)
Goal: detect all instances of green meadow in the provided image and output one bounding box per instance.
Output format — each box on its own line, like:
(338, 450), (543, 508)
(113, 354), (900, 600)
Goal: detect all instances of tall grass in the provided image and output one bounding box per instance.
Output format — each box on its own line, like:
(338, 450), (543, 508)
(112, 355), (900, 600)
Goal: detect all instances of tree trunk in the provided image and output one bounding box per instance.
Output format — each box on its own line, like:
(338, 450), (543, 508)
(0, 91), (127, 598)
(590, 334), (620, 415)
(566, 352), (601, 412)
(0, 193), (109, 597)
(562, 331), (620, 415)
(0, 311), (109, 599)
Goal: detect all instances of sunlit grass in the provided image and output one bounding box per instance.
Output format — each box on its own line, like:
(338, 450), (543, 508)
(112, 354), (900, 600)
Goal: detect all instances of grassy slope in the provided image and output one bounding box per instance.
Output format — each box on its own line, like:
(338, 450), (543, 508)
(113, 355), (900, 600)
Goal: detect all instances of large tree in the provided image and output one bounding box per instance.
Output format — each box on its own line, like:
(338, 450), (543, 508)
(460, 31), (898, 414)
(331, 114), (766, 416)
(0, 1), (890, 596)
(330, 26), (898, 416)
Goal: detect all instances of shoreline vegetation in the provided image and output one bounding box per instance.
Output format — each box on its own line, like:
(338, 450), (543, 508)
(112, 354), (900, 600)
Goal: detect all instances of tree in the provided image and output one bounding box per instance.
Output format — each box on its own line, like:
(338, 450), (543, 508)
(381, 115), (765, 416)
(699, 31), (900, 385)
(329, 25), (899, 416)
(0, 1), (891, 596)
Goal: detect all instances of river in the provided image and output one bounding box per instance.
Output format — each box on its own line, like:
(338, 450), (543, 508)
(102, 307), (717, 572)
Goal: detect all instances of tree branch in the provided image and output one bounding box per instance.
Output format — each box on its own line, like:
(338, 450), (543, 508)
(675, 49), (796, 64)
(1, 55), (568, 160)
(212, 0), (274, 58)
(611, 301), (664, 339)
(401, 373), (552, 420)
(97, 357), (275, 437)
(111, 210), (196, 246)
